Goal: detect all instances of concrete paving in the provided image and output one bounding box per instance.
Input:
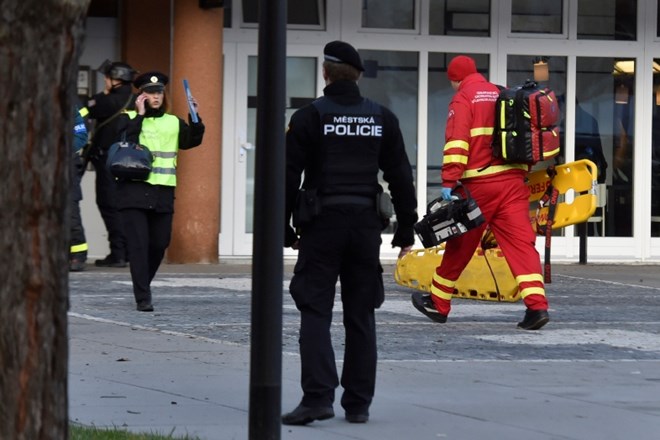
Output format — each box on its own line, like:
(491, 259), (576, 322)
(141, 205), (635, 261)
(68, 261), (660, 439)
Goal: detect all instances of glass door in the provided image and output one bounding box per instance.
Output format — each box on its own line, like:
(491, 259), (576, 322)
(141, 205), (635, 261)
(221, 44), (321, 257)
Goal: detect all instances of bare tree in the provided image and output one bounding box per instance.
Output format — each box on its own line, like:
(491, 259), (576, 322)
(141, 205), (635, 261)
(0, 1), (90, 438)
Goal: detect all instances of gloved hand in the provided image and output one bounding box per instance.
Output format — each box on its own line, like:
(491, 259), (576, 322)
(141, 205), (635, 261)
(440, 187), (454, 201)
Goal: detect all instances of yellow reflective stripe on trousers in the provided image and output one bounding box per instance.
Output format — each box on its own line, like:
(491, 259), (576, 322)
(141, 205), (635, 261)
(516, 273), (544, 284)
(70, 243), (88, 253)
(520, 287), (546, 298)
(430, 273), (455, 301)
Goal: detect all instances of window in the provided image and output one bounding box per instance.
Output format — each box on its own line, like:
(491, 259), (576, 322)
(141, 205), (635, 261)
(575, 57), (635, 237)
(511, 0), (562, 34)
(361, 0), (415, 30)
(241, 0), (325, 29)
(651, 59), (660, 236)
(429, 0), (490, 37)
(578, 0), (636, 40)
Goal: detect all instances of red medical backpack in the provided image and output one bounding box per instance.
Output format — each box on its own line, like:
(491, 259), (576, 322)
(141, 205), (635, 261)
(492, 81), (560, 165)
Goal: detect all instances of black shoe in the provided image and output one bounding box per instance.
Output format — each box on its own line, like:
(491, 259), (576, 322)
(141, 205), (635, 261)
(95, 255), (127, 268)
(281, 404), (334, 426)
(69, 259), (86, 272)
(136, 301), (154, 312)
(517, 309), (549, 330)
(411, 292), (447, 323)
(345, 412), (369, 423)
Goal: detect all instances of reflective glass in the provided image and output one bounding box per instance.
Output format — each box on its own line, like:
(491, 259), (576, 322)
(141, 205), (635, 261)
(511, 0), (562, 34)
(429, 0), (490, 36)
(576, 57), (635, 237)
(577, 0), (636, 40)
(652, 59), (660, 236)
(242, 0), (324, 27)
(361, 0), (415, 30)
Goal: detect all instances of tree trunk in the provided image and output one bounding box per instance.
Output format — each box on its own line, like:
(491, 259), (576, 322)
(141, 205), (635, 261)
(0, 1), (90, 439)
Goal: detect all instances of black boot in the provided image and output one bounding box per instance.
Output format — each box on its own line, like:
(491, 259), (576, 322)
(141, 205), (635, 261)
(282, 404), (334, 425)
(69, 252), (87, 272)
(517, 309), (549, 330)
(95, 254), (127, 268)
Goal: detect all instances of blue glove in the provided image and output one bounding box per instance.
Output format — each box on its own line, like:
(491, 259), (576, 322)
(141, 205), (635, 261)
(440, 187), (454, 201)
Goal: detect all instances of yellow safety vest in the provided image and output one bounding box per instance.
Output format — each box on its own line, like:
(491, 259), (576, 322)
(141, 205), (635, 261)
(126, 111), (180, 186)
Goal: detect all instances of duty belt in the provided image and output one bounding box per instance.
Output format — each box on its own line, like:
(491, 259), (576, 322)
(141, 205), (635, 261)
(321, 194), (375, 207)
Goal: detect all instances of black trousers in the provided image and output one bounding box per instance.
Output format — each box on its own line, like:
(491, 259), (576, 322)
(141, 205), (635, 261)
(92, 152), (126, 259)
(289, 205), (384, 414)
(121, 208), (173, 304)
(70, 156), (87, 252)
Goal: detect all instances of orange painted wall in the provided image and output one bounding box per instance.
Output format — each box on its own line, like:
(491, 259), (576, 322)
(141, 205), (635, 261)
(121, 0), (171, 76)
(168, 1), (223, 263)
(121, 0), (223, 263)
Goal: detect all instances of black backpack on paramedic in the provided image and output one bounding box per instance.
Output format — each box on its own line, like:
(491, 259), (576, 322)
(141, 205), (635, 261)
(492, 80), (560, 165)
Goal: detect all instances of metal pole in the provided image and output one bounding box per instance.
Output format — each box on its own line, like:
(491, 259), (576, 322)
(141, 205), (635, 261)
(249, 0), (286, 439)
(578, 222), (587, 264)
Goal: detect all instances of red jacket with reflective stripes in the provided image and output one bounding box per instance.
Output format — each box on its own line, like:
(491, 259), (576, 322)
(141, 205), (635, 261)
(441, 73), (528, 189)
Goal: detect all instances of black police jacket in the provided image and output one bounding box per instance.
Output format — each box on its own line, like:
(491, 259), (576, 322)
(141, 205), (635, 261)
(86, 83), (134, 152)
(285, 80), (417, 247)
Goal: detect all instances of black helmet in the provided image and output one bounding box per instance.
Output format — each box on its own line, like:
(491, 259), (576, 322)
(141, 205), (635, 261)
(97, 59), (136, 82)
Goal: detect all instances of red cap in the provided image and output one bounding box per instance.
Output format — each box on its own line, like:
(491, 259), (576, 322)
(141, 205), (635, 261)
(447, 55), (477, 82)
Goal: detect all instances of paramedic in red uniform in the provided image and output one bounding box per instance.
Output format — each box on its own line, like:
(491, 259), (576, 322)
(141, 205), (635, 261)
(411, 55), (550, 331)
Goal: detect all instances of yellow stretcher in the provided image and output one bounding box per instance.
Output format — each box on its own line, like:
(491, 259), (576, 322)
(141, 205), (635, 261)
(394, 159), (598, 302)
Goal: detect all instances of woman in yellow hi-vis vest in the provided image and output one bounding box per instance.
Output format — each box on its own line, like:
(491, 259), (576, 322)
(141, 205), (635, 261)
(117, 71), (205, 312)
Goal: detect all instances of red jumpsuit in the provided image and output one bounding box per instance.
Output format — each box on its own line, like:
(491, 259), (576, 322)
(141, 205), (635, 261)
(432, 73), (548, 316)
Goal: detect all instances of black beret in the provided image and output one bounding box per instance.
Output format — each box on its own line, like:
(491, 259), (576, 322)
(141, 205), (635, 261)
(323, 40), (364, 72)
(133, 71), (169, 92)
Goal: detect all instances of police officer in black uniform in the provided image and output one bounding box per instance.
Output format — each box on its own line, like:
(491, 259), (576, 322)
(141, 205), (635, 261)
(282, 41), (417, 426)
(84, 60), (136, 267)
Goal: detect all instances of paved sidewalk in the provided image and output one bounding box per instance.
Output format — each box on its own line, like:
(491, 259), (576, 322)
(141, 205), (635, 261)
(68, 262), (660, 439)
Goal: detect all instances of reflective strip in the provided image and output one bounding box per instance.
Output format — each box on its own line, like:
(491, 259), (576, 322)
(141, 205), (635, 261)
(520, 287), (546, 298)
(70, 243), (88, 253)
(443, 154), (468, 165)
(431, 273), (456, 300)
(544, 147), (560, 158)
(470, 127), (493, 137)
(462, 163), (527, 178)
(79, 107), (89, 117)
(443, 140), (469, 151)
(499, 102), (505, 131)
(431, 285), (454, 301)
(433, 273), (456, 288)
(152, 151), (177, 159)
(516, 273), (544, 284)
(152, 167), (176, 175)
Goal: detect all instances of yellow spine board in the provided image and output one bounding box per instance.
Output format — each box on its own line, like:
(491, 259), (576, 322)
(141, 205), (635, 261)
(395, 159), (599, 301)
(395, 245), (520, 302)
(528, 159), (598, 230)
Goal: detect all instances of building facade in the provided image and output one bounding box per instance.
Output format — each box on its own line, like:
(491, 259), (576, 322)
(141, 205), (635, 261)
(82, 0), (660, 262)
